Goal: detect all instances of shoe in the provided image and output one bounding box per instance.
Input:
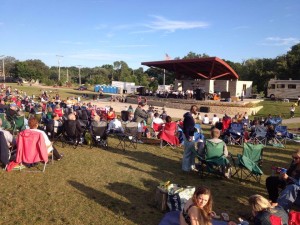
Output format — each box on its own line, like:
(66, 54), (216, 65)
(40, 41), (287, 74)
(221, 213), (230, 221)
(57, 154), (64, 161)
(12, 164), (26, 170)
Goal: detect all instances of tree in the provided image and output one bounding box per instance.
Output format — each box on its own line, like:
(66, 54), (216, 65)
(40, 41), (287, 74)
(13, 60), (50, 82)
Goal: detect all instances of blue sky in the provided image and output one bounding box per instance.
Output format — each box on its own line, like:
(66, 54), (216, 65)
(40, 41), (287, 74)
(0, 0), (299, 69)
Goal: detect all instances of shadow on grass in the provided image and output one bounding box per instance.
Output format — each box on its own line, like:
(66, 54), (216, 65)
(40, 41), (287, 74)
(68, 179), (162, 225)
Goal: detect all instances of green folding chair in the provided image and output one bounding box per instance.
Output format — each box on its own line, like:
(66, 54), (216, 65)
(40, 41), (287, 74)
(231, 143), (264, 182)
(12, 116), (26, 135)
(194, 140), (230, 177)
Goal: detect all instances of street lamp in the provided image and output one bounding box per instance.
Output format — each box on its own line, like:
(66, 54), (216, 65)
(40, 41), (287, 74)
(77, 65), (82, 85)
(56, 55), (63, 81)
(0, 55), (5, 83)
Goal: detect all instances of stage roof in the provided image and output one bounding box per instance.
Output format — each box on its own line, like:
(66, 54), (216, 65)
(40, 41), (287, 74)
(141, 57), (239, 80)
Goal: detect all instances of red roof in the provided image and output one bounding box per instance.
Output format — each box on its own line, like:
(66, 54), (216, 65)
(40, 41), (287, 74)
(141, 57), (239, 80)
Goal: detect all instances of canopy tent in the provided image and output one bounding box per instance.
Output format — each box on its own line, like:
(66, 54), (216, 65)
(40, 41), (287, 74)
(141, 57), (239, 80)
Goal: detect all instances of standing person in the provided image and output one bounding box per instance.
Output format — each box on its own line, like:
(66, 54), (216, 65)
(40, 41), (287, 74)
(180, 186), (213, 225)
(182, 105), (198, 172)
(290, 104), (295, 118)
(183, 105), (198, 141)
(297, 96), (300, 106)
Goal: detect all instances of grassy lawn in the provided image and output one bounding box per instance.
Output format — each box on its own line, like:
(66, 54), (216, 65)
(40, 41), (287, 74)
(1, 83), (300, 224)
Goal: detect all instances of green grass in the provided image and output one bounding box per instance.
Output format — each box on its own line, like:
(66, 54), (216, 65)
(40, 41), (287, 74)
(1, 83), (300, 224)
(1, 129), (300, 225)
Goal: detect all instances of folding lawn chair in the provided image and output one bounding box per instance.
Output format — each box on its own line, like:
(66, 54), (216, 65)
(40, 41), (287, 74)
(249, 125), (267, 145)
(0, 131), (11, 169)
(116, 122), (139, 150)
(196, 140), (230, 178)
(222, 117), (231, 133)
(151, 122), (163, 138)
(227, 123), (244, 145)
(231, 142), (264, 182)
(89, 121), (108, 149)
(7, 129), (52, 172)
(160, 122), (179, 149)
(273, 125), (289, 147)
(12, 115), (26, 135)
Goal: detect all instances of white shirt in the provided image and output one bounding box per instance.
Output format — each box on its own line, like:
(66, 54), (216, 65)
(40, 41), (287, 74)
(212, 116), (219, 125)
(152, 117), (164, 127)
(202, 116), (210, 124)
(31, 128), (53, 153)
(108, 119), (124, 133)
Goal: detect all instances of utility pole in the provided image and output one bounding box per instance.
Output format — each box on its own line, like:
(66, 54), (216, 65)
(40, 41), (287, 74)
(56, 55), (63, 81)
(0, 55), (5, 82)
(77, 65), (82, 85)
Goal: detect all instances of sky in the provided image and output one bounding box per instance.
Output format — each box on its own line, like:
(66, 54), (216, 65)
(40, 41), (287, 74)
(0, 0), (299, 69)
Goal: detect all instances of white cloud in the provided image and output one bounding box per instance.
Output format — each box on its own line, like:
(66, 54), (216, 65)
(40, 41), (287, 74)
(262, 37), (299, 46)
(144, 15), (209, 32)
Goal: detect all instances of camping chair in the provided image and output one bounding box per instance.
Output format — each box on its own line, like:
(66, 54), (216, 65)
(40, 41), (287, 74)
(7, 130), (52, 172)
(151, 122), (163, 138)
(116, 122), (139, 150)
(121, 110), (129, 122)
(228, 123), (244, 145)
(222, 117), (231, 133)
(12, 115), (26, 135)
(196, 140), (230, 178)
(159, 122), (179, 149)
(231, 143), (264, 182)
(272, 125), (289, 147)
(89, 121), (108, 149)
(57, 120), (81, 149)
(249, 125), (267, 145)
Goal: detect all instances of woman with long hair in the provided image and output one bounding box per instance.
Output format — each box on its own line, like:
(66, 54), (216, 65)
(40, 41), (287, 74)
(180, 186), (212, 225)
(248, 194), (288, 225)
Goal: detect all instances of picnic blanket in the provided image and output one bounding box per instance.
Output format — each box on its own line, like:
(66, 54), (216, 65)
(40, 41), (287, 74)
(158, 211), (228, 225)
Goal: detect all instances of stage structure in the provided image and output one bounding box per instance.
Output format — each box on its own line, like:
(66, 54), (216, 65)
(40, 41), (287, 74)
(142, 57), (252, 98)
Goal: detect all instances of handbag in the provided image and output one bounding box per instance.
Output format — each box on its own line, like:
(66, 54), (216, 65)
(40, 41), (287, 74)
(289, 210), (300, 225)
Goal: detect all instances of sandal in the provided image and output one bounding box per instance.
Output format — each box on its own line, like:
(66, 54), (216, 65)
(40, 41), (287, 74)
(221, 212), (230, 221)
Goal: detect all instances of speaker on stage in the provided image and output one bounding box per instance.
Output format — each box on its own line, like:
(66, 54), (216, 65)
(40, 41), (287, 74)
(221, 91), (230, 99)
(195, 88), (205, 100)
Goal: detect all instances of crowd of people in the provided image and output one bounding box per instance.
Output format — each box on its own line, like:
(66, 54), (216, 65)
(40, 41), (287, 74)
(0, 84), (299, 224)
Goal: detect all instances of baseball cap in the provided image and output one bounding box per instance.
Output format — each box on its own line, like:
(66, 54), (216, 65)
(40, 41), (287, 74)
(10, 103), (17, 107)
(138, 101), (146, 106)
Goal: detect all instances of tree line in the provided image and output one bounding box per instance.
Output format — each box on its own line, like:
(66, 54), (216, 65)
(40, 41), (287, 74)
(2, 43), (299, 94)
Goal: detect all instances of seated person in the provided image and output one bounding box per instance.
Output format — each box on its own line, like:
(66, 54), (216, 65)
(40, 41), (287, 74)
(107, 107), (116, 121)
(180, 186), (213, 225)
(202, 114), (210, 125)
(229, 195), (288, 225)
(107, 115), (124, 134)
(0, 118), (15, 147)
(266, 149), (300, 209)
(5, 103), (19, 122)
(199, 128), (228, 157)
(214, 118), (223, 131)
(160, 110), (168, 121)
(28, 117), (63, 160)
(152, 112), (164, 128)
(65, 113), (84, 143)
(211, 114), (219, 126)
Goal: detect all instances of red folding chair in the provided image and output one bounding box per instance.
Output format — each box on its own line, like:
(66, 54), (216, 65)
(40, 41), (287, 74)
(152, 122), (163, 138)
(159, 122), (179, 149)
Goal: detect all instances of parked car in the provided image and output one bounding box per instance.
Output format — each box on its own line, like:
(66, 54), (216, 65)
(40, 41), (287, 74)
(78, 86), (87, 91)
